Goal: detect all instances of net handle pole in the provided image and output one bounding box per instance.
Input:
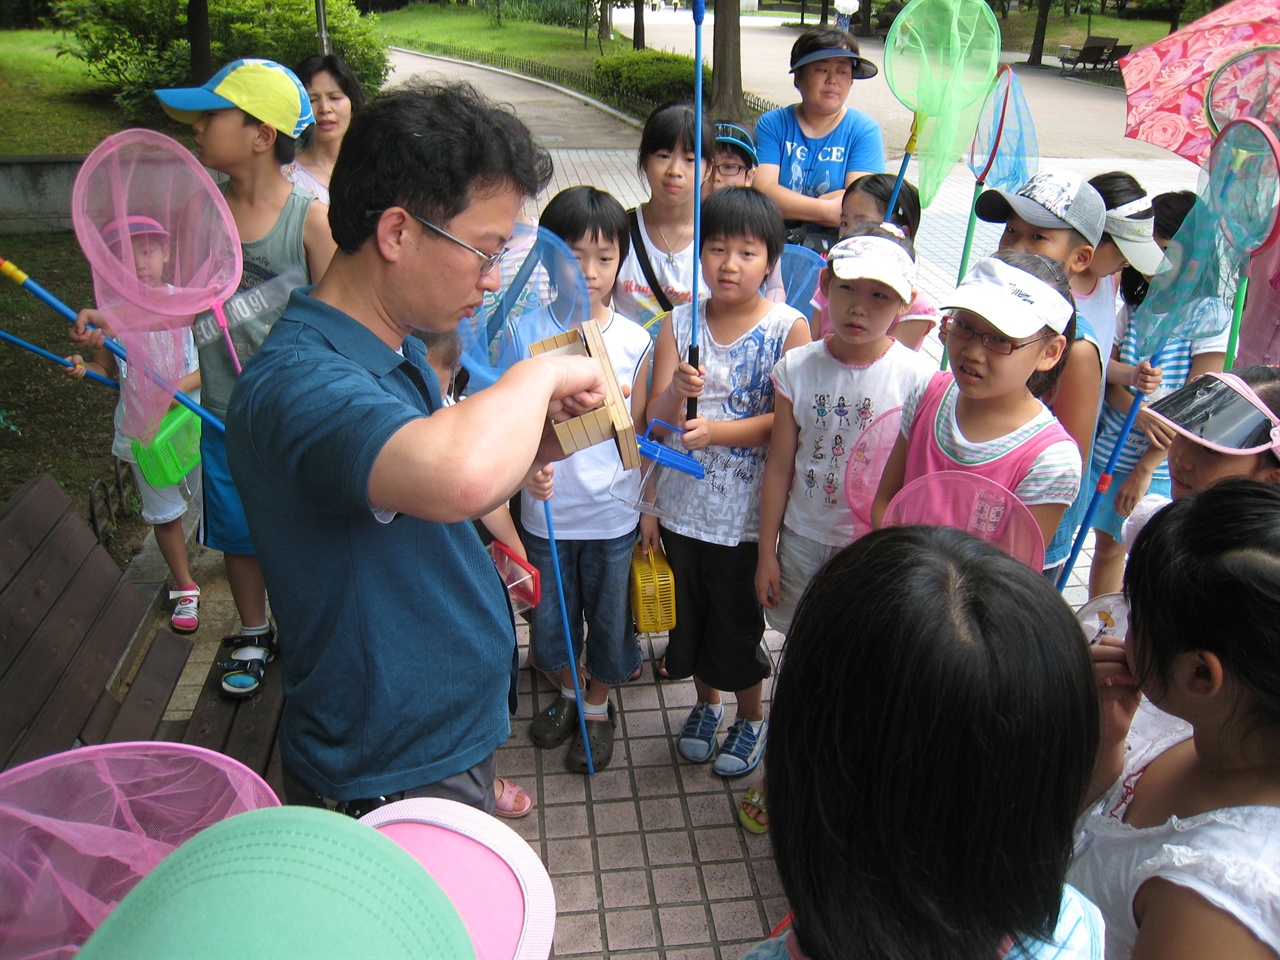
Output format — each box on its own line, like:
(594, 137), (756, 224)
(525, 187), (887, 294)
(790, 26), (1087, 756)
(1225, 273), (1248, 368)
(0, 327), (119, 390)
(543, 499), (594, 775)
(688, 0), (706, 424)
(0, 256), (226, 435)
(1056, 342), (1166, 590)
(941, 179), (987, 372)
(885, 113), (921, 219)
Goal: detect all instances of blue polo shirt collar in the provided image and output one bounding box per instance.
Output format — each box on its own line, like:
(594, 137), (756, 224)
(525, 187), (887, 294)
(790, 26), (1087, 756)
(284, 286), (425, 378)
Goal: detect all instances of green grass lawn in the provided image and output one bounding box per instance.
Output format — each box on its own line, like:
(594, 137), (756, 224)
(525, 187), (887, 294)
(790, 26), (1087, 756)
(994, 9), (1171, 52)
(0, 31), (123, 155)
(1, 3), (1174, 156)
(376, 4), (634, 73)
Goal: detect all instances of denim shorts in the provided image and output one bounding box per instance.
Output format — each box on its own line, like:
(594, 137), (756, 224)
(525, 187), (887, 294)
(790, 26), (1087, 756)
(765, 526), (842, 636)
(1086, 459), (1172, 543)
(526, 529), (640, 687)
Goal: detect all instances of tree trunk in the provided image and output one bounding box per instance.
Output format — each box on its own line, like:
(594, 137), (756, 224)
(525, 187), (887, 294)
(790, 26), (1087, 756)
(599, 0), (612, 41)
(819, 0), (830, 24)
(632, 0), (646, 50)
(710, 0), (744, 118)
(1168, 0), (1184, 33)
(1025, 0), (1053, 66)
(188, 0), (213, 83)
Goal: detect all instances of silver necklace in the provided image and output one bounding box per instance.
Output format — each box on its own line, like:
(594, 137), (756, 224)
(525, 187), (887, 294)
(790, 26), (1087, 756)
(655, 216), (693, 266)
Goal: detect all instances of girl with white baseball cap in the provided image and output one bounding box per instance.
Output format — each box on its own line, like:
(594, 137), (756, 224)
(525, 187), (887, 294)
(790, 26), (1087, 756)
(873, 252), (1083, 554)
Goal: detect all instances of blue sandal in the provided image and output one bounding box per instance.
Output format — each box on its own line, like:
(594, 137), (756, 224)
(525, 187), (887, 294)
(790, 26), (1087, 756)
(217, 628), (277, 699)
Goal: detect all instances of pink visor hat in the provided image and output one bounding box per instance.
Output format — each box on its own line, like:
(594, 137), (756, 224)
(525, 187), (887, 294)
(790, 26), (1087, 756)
(1148, 372), (1280, 455)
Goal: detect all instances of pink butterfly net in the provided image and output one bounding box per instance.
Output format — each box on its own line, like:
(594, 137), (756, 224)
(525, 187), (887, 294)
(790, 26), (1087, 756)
(0, 741), (278, 960)
(882, 471), (1046, 571)
(844, 406), (905, 540)
(71, 129), (241, 442)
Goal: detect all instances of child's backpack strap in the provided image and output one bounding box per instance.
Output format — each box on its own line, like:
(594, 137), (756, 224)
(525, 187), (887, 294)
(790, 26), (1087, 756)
(627, 208), (674, 314)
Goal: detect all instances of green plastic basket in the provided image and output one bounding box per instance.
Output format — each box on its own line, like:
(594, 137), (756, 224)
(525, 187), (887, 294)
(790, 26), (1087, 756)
(132, 404), (202, 487)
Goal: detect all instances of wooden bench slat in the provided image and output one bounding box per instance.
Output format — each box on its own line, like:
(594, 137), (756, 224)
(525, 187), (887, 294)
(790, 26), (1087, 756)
(221, 662), (286, 780)
(0, 547), (125, 761)
(0, 515), (98, 677)
(0, 474), (69, 586)
(101, 630), (192, 743)
(181, 656), (241, 754)
(4, 582), (150, 768)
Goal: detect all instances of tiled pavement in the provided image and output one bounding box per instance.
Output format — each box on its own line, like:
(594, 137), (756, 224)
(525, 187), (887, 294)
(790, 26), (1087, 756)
(156, 54), (1209, 957)
(496, 626), (789, 959)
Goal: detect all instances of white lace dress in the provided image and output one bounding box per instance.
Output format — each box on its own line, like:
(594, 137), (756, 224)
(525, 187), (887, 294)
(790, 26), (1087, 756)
(1068, 703), (1280, 958)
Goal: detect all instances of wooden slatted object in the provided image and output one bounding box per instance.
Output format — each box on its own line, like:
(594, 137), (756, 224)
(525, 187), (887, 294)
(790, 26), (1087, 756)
(528, 318), (641, 470)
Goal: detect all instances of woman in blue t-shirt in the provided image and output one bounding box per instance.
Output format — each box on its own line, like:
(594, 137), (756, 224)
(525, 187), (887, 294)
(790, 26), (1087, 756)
(753, 27), (886, 253)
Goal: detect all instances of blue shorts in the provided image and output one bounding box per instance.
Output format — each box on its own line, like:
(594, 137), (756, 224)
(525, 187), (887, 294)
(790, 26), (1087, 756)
(526, 529), (640, 687)
(1087, 459), (1172, 543)
(198, 429), (256, 555)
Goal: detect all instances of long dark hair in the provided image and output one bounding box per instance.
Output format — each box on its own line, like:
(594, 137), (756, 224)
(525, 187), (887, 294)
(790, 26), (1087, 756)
(1126, 479), (1280, 736)
(768, 525), (1099, 960)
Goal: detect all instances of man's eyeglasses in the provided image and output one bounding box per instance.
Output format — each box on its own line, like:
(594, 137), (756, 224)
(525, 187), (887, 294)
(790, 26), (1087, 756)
(366, 208), (508, 275)
(714, 162), (747, 178)
(941, 316), (1052, 356)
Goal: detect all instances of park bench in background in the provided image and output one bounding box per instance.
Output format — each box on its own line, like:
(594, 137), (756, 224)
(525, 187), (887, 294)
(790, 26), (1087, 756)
(1059, 36), (1119, 75)
(1102, 43), (1132, 73)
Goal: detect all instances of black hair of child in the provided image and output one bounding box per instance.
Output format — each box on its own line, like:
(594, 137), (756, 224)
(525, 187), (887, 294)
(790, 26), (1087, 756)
(768, 525), (1098, 960)
(328, 80), (553, 255)
(539, 186), (631, 265)
(714, 120), (758, 169)
(844, 174), (922, 239)
(1119, 189), (1197, 309)
(1126, 478), (1280, 736)
(1231, 366), (1280, 469)
(637, 102), (716, 173)
(991, 250), (1077, 400)
(294, 53), (369, 115)
(699, 187), (786, 272)
(242, 111), (313, 164)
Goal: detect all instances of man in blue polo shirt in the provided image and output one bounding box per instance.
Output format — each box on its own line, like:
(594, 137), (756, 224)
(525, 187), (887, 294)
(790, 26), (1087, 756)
(226, 81), (606, 816)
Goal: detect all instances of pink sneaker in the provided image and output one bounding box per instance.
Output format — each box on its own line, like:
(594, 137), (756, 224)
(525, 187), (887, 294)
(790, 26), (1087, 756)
(169, 586), (200, 633)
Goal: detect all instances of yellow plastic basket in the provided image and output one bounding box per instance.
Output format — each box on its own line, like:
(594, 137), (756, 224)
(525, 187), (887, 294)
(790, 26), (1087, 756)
(131, 404), (202, 487)
(630, 540), (676, 634)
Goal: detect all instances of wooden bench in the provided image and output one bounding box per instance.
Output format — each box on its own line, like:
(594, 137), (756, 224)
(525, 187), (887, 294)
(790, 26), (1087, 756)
(0, 472), (285, 798)
(1101, 43), (1132, 73)
(0, 473), (191, 770)
(1059, 35), (1118, 75)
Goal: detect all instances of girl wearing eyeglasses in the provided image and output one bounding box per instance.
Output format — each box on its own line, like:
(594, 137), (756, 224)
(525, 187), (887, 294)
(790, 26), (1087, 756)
(872, 252), (1081, 552)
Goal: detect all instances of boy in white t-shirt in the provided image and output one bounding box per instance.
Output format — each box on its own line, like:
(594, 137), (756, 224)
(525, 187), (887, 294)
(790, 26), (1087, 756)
(498, 187), (654, 773)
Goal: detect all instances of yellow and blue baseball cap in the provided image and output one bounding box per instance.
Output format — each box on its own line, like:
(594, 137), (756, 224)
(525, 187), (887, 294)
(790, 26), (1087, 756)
(155, 58), (315, 140)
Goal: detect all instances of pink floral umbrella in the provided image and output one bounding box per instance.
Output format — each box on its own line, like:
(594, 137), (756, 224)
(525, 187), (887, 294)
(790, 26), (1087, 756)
(1119, 0), (1280, 167)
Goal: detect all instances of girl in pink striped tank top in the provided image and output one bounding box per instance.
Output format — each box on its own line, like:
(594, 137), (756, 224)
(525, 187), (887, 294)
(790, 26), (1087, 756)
(872, 253), (1083, 551)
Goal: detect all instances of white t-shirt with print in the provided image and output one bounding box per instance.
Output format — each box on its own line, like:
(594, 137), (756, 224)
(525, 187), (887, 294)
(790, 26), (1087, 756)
(613, 205), (708, 334)
(773, 337), (933, 546)
(660, 300), (805, 546)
